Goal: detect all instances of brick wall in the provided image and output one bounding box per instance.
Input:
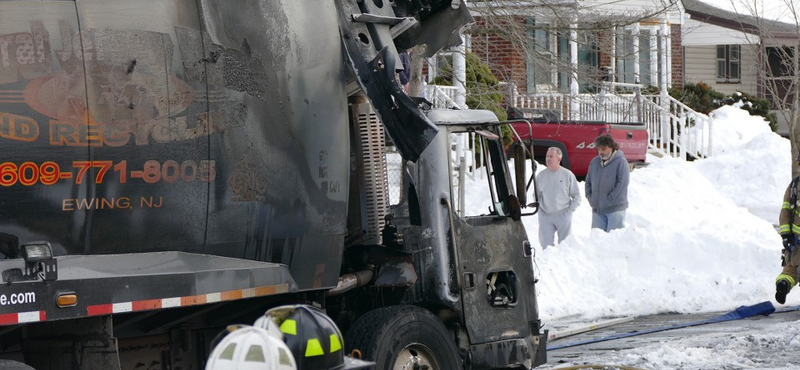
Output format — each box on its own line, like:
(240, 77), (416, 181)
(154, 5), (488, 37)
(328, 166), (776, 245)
(469, 16), (529, 93)
(671, 23), (683, 88)
(597, 27), (615, 81)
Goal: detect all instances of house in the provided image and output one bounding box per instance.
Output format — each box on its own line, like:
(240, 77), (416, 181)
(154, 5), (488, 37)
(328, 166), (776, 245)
(449, 1), (701, 158)
(681, 0), (799, 135)
(463, 0), (685, 97)
(454, 1), (798, 132)
(429, 0), (800, 158)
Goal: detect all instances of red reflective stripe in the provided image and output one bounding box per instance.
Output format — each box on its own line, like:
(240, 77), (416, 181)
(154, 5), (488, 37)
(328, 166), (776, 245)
(0, 313), (18, 325)
(0, 311), (44, 325)
(132, 299), (161, 311)
(87, 304), (113, 316)
(255, 286), (280, 296)
(220, 290), (243, 301)
(181, 294), (206, 306)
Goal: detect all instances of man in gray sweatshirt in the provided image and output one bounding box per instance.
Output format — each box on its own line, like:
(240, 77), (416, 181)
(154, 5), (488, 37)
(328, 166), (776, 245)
(585, 135), (629, 232)
(536, 147), (581, 248)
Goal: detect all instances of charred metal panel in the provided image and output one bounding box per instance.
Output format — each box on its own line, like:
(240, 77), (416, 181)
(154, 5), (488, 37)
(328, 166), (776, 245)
(394, 1), (474, 58)
(337, 0), (439, 162)
(400, 123), (461, 312)
(197, 0), (350, 290)
(455, 215), (538, 343)
(72, 0), (210, 254)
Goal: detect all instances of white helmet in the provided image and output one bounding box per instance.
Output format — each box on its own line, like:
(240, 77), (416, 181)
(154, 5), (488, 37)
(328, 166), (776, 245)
(205, 325), (298, 370)
(254, 314), (284, 339)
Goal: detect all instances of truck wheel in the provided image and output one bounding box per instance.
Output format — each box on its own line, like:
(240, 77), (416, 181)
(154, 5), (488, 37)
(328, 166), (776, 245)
(346, 306), (461, 370)
(0, 360), (35, 370)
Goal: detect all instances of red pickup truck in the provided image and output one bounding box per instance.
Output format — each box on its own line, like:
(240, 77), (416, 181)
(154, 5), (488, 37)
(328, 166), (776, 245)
(507, 108), (648, 177)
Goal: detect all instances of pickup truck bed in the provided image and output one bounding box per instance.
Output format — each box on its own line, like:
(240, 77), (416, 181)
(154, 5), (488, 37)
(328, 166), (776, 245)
(508, 108), (647, 177)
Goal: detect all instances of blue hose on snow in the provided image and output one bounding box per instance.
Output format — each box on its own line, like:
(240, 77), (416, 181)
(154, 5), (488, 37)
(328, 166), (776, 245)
(548, 301), (776, 351)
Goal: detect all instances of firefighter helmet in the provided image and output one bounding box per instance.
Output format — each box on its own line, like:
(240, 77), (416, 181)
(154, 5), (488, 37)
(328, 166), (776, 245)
(205, 325), (297, 370)
(259, 305), (346, 370)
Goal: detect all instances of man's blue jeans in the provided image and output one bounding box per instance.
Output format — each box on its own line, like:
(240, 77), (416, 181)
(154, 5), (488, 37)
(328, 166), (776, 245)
(591, 210), (626, 232)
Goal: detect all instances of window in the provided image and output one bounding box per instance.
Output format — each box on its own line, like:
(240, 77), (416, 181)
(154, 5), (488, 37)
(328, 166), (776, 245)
(616, 29), (652, 86)
(640, 35), (652, 86)
(716, 45), (741, 82)
(525, 20), (598, 93)
(765, 46), (796, 107)
(616, 31), (636, 84)
(556, 32), (598, 93)
(767, 46), (795, 78)
(526, 18), (556, 93)
(451, 129), (514, 217)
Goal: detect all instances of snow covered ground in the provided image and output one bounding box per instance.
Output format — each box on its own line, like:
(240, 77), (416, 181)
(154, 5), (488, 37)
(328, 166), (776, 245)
(462, 105), (796, 368)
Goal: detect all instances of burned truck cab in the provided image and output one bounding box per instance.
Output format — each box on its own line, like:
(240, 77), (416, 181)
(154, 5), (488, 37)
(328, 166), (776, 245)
(394, 109), (547, 369)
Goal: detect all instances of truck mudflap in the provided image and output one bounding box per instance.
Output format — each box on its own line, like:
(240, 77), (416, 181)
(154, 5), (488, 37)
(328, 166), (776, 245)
(470, 333), (548, 369)
(0, 252), (297, 325)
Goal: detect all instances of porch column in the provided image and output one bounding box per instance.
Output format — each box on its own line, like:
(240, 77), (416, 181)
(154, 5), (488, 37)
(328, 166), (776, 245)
(616, 28), (625, 83)
(632, 23), (640, 84)
(610, 26), (617, 80)
(660, 19), (669, 94)
(570, 20), (579, 119)
(665, 20), (672, 88)
(550, 31), (558, 89)
(659, 19), (670, 152)
(453, 36), (467, 109)
(650, 27), (657, 86)
(427, 57), (436, 83)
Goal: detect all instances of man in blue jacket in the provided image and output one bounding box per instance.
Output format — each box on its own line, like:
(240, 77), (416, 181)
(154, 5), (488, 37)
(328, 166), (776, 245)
(585, 135), (629, 232)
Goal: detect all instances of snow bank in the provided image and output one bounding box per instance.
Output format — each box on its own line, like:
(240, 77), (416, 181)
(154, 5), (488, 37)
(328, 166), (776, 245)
(462, 104), (794, 323)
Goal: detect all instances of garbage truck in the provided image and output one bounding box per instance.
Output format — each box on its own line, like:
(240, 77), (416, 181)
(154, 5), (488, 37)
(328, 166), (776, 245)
(0, 0), (547, 369)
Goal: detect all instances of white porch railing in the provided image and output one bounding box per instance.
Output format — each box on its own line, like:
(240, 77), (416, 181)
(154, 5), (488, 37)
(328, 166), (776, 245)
(642, 94), (713, 159)
(424, 83), (462, 110)
(510, 85), (643, 123)
(508, 83), (714, 160)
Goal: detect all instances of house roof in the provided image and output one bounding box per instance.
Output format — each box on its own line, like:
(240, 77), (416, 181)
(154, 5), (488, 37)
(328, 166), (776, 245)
(682, 0), (798, 39)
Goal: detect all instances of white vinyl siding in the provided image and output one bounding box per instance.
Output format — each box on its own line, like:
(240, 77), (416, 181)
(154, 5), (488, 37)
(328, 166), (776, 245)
(682, 19), (759, 46)
(684, 45), (758, 95)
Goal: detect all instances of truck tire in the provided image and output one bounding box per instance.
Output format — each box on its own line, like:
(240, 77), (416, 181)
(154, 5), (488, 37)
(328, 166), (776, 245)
(346, 306), (461, 370)
(0, 360), (35, 370)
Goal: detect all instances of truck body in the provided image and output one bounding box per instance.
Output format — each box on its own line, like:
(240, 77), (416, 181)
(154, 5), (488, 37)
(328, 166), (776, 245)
(508, 108), (648, 177)
(0, 1), (546, 369)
